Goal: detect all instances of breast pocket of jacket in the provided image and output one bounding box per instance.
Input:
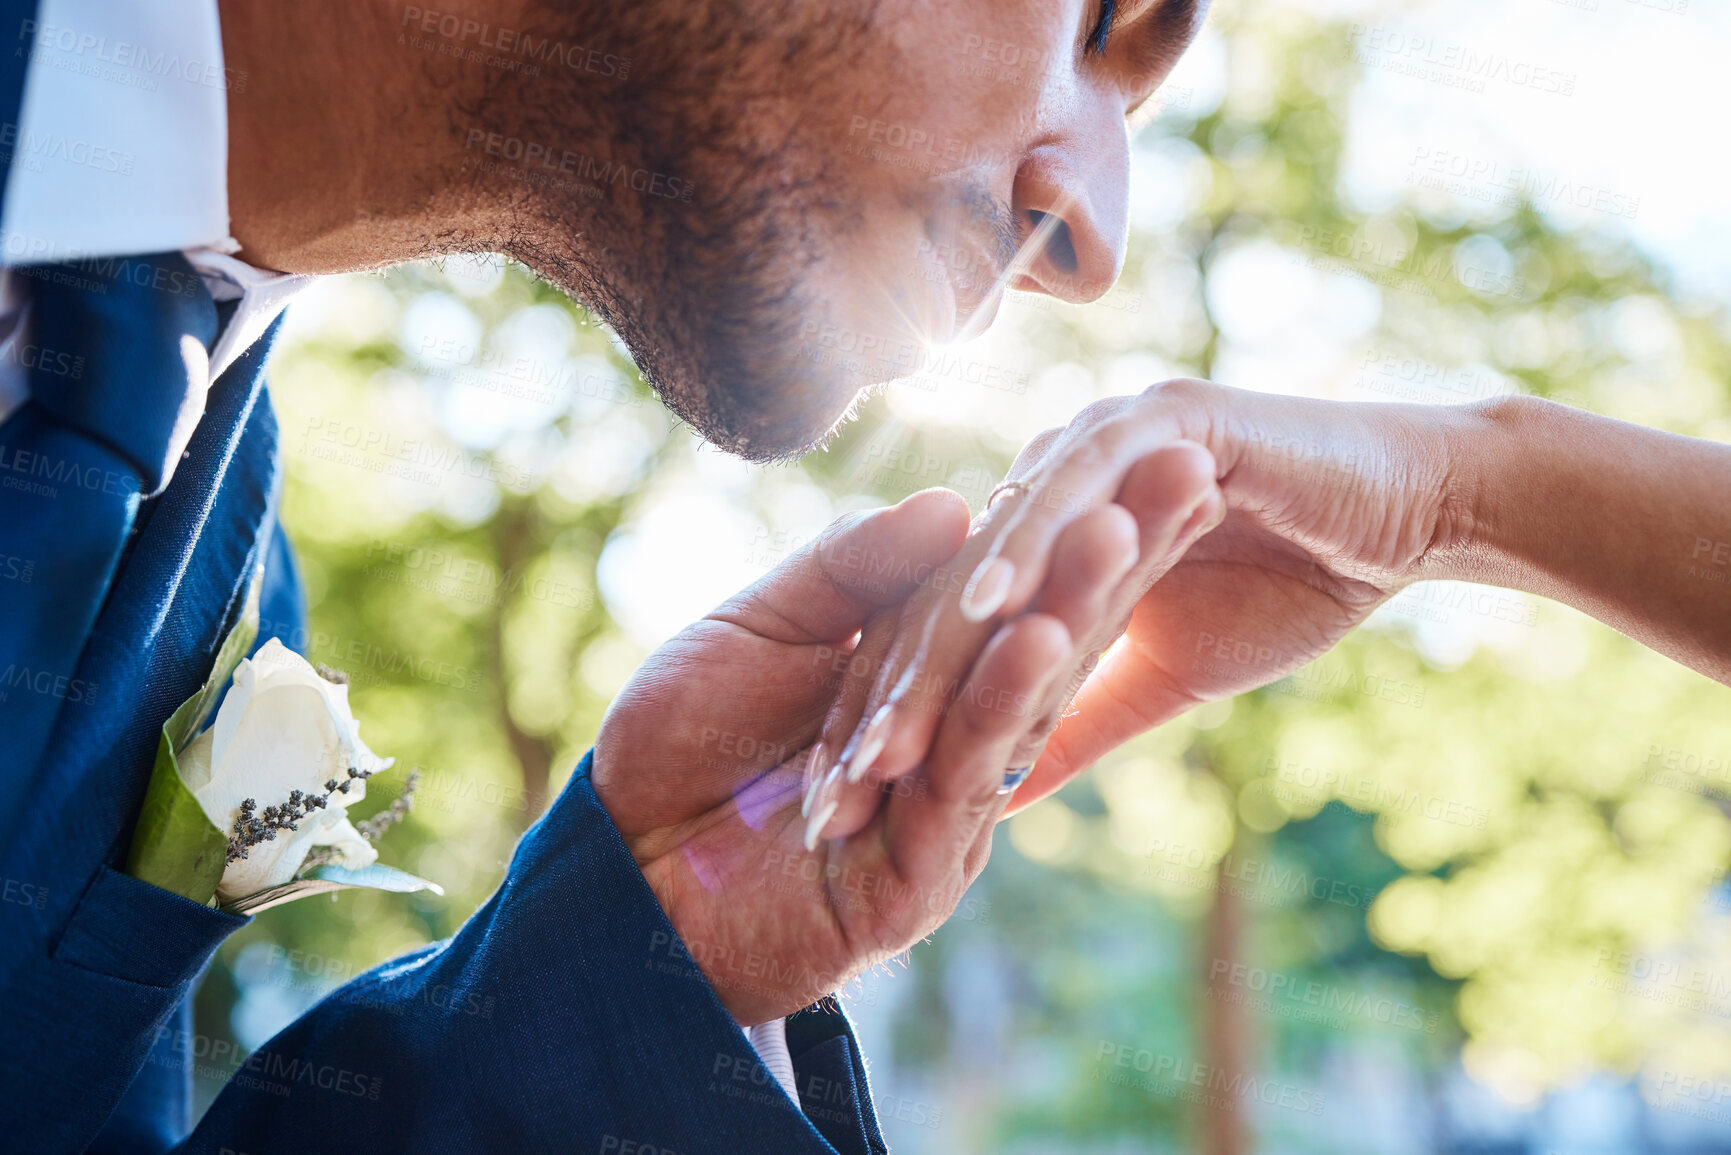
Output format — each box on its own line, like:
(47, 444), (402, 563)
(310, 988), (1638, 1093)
(53, 864), (249, 988)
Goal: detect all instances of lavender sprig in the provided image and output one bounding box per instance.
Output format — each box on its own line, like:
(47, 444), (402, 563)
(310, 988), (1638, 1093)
(297, 770), (420, 873)
(224, 764), (374, 865)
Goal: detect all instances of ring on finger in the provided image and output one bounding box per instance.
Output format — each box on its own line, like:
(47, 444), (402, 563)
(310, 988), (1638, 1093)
(998, 765), (1033, 796)
(986, 480), (1032, 510)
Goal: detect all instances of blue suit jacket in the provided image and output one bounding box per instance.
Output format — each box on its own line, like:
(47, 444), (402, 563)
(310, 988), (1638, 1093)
(0, 10), (886, 1151)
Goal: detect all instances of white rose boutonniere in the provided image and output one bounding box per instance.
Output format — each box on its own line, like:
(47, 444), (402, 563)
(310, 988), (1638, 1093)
(127, 572), (441, 914)
(181, 639), (388, 903)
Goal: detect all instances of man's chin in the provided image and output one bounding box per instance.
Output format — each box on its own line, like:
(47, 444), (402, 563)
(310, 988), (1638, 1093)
(661, 371), (866, 464)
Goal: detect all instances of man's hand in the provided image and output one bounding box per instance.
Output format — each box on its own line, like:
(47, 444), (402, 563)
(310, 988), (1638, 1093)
(813, 379), (1464, 817)
(593, 489), (1099, 1025)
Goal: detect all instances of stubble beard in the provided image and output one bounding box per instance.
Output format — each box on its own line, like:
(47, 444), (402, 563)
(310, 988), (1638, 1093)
(488, 0), (879, 462)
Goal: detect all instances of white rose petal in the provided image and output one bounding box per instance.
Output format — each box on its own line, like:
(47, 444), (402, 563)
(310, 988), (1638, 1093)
(187, 639), (394, 903)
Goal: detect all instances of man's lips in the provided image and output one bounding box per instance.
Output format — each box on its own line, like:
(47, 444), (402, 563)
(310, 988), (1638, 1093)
(907, 223), (1016, 344)
(954, 286), (1005, 340)
(943, 251), (1010, 341)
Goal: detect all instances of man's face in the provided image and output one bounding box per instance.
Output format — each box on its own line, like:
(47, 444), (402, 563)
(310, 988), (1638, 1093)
(522, 0), (1205, 460)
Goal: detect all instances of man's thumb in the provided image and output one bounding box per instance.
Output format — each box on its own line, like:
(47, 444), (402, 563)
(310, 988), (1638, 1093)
(708, 488), (971, 645)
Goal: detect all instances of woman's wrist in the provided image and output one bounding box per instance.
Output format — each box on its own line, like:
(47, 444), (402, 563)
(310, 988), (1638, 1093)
(1430, 393), (1731, 683)
(1433, 392), (1656, 603)
(1424, 393), (1552, 589)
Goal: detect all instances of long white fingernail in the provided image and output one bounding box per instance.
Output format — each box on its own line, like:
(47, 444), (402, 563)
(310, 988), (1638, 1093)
(803, 799), (838, 851)
(804, 763), (842, 827)
(846, 705), (895, 784)
(800, 742), (826, 818)
(959, 557), (1014, 622)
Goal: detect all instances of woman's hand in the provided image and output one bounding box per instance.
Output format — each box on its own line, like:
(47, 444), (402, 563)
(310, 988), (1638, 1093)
(807, 378), (1465, 831)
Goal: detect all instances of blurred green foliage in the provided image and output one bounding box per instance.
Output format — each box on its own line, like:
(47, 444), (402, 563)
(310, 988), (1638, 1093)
(194, 2), (1731, 1149)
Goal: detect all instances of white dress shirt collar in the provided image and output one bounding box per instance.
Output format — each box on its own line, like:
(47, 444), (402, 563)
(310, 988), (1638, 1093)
(2, 0), (233, 265)
(0, 0), (311, 423)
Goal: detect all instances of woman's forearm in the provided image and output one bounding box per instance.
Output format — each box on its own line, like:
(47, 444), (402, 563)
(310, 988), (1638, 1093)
(1442, 395), (1731, 684)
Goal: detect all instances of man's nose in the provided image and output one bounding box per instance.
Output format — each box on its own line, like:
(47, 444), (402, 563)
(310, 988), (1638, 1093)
(1011, 122), (1131, 305)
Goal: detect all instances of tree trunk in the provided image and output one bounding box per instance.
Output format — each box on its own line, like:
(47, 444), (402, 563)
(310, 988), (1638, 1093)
(1201, 852), (1251, 1155)
(490, 499), (554, 825)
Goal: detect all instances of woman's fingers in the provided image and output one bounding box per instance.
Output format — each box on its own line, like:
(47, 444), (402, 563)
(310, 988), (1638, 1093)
(837, 502), (1142, 794)
(831, 438), (1219, 790)
(818, 469), (1221, 840)
(806, 400), (1223, 845)
(799, 605), (901, 847)
(1028, 503), (1143, 637)
(1003, 609), (1195, 816)
(814, 504), (1136, 842)
(1112, 443), (1221, 589)
(876, 614), (1073, 895)
(954, 415), (1188, 625)
(993, 448), (1223, 776)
